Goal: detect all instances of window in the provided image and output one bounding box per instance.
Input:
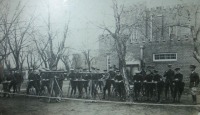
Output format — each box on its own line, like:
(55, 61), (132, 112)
(107, 54), (111, 70)
(153, 53), (177, 62)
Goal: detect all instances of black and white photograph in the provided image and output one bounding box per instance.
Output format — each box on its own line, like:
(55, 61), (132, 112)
(0, 0), (200, 115)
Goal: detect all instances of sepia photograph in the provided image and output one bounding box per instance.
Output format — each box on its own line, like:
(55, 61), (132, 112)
(0, 0), (200, 115)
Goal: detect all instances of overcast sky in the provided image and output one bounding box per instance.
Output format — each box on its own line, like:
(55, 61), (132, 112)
(10, 0), (200, 53)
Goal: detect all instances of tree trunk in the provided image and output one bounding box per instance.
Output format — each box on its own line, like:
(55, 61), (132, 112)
(15, 56), (20, 70)
(88, 61), (90, 71)
(120, 59), (130, 97)
(64, 63), (69, 71)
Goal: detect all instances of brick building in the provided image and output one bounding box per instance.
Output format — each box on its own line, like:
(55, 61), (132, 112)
(97, 5), (199, 82)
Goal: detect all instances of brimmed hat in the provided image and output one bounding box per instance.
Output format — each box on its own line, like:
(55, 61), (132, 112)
(190, 65), (196, 69)
(168, 64), (172, 67)
(153, 70), (158, 73)
(147, 65), (154, 69)
(103, 70), (107, 72)
(115, 70), (120, 72)
(175, 68), (180, 71)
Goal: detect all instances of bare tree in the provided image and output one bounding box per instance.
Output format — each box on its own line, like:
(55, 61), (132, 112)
(0, 1), (23, 68)
(26, 47), (42, 71)
(7, 18), (33, 70)
(169, 4), (200, 63)
(61, 51), (70, 71)
(0, 38), (11, 65)
(0, 1), (33, 71)
(32, 33), (49, 69)
(99, 0), (135, 94)
(31, 1), (69, 70)
(71, 53), (82, 71)
(82, 50), (95, 72)
(0, 1), (25, 44)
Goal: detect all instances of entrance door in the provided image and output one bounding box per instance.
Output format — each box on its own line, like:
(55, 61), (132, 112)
(126, 64), (139, 78)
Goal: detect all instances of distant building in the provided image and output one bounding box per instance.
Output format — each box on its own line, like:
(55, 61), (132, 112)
(97, 5), (198, 82)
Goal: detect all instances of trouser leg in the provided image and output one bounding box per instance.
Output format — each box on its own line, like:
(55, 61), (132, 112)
(103, 86), (106, 99)
(165, 84), (169, 99)
(173, 88), (177, 102)
(192, 95), (195, 102)
(116, 84), (122, 98)
(157, 89), (160, 102)
(3, 83), (9, 97)
(27, 82), (32, 94)
(194, 95), (197, 103)
(170, 84), (174, 99)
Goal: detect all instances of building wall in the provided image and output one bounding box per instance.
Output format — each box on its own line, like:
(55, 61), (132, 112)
(129, 38), (199, 82)
(97, 4), (199, 82)
(97, 35), (120, 71)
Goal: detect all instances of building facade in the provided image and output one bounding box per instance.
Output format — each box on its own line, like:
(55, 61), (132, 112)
(97, 5), (199, 82)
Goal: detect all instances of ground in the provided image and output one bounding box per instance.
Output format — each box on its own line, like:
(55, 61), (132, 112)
(0, 96), (200, 115)
(0, 80), (200, 115)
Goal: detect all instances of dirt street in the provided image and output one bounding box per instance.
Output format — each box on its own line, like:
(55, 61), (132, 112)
(0, 96), (200, 115)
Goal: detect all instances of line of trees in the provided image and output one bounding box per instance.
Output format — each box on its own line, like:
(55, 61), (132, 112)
(0, 0), (71, 72)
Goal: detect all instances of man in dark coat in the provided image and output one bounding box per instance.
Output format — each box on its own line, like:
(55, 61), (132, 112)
(82, 73), (91, 95)
(102, 70), (111, 99)
(163, 64), (175, 100)
(144, 70), (154, 101)
(133, 70), (143, 101)
(114, 70), (125, 100)
(26, 70), (40, 95)
(2, 71), (12, 97)
(172, 68), (184, 103)
(153, 70), (164, 102)
(68, 69), (77, 96)
(189, 65), (199, 105)
(8, 71), (17, 93)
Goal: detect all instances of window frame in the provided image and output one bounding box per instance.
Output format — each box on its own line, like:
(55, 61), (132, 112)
(153, 53), (177, 62)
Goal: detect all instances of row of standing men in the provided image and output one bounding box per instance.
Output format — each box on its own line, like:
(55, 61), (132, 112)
(1, 64), (199, 104)
(132, 64), (199, 104)
(68, 64), (199, 104)
(68, 69), (125, 100)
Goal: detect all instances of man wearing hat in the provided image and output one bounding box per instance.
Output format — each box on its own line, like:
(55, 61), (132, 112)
(163, 64), (175, 100)
(26, 70), (40, 95)
(144, 69), (154, 101)
(172, 68), (184, 103)
(133, 70), (143, 101)
(153, 70), (164, 102)
(114, 70), (125, 100)
(68, 69), (77, 97)
(96, 69), (103, 92)
(189, 65), (199, 104)
(102, 70), (111, 99)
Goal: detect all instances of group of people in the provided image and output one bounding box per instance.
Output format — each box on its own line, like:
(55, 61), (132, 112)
(1, 64), (199, 105)
(67, 69), (126, 100)
(2, 71), (23, 97)
(132, 64), (184, 103)
(26, 70), (65, 97)
(132, 64), (199, 104)
(68, 64), (200, 104)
